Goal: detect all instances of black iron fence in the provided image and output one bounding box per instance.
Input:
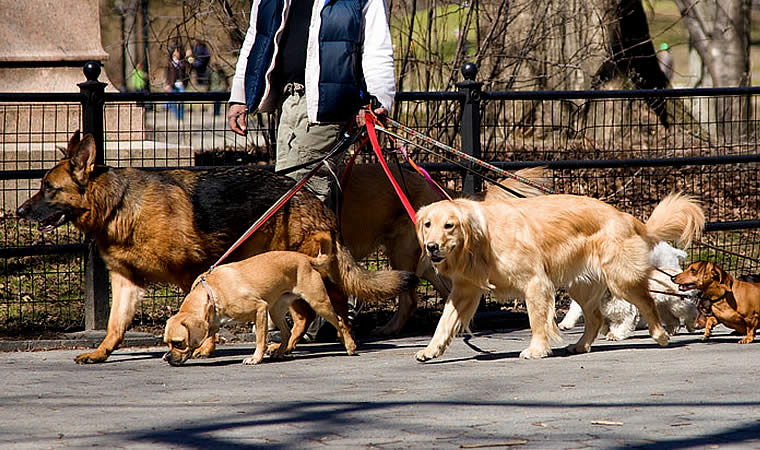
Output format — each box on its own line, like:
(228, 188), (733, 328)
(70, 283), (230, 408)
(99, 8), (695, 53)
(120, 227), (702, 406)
(1, 62), (759, 336)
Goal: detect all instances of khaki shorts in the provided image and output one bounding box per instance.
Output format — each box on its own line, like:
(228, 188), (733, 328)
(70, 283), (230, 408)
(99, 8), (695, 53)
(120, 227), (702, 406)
(276, 90), (342, 203)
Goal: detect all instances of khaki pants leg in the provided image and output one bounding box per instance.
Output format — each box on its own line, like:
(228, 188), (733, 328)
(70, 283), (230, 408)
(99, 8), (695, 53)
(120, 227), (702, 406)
(276, 92), (342, 203)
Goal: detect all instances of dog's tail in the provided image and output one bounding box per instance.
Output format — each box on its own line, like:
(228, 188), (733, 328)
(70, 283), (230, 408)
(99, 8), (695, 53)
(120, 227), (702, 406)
(310, 253), (333, 279)
(645, 192), (705, 247)
(331, 241), (419, 303)
(308, 232), (334, 279)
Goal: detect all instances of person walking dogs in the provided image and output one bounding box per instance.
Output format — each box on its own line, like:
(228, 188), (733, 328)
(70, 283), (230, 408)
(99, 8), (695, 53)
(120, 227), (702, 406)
(227, 0), (396, 342)
(226, 0), (396, 204)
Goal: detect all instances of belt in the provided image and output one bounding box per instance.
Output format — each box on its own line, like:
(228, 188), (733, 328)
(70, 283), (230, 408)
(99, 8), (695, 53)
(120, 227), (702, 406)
(283, 82), (305, 97)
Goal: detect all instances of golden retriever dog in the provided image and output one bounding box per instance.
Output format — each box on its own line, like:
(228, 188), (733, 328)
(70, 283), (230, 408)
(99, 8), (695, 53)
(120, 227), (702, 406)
(163, 233), (356, 366)
(415, 193), (704, 361)
(340, 165), (551, 335)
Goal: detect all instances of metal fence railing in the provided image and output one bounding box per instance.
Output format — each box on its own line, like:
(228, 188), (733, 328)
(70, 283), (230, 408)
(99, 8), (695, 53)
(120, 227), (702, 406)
(1, 62), (758, 336)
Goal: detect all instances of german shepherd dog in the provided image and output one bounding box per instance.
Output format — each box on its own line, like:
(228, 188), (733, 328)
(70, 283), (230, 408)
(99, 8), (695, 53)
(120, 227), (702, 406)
(16, 131), (417, 363)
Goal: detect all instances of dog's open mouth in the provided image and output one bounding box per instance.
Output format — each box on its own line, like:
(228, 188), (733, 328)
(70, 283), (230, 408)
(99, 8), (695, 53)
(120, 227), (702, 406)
(678, 283), (697, 292)
(429, 255), (444, 264)
(38, 212), (68, 233)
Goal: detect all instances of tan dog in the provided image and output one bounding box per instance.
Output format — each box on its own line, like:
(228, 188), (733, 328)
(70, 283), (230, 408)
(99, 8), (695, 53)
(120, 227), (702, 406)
(164, 234), (356, 366)
(415, 193), (704, 361)
(673, 261), (760, 343)
(340, 165), (551, 335)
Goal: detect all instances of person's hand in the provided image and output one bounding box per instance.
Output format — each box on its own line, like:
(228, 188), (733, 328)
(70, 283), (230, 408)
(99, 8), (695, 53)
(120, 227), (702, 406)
(355, 106), (388, 127)
(227, 104), (248, 136)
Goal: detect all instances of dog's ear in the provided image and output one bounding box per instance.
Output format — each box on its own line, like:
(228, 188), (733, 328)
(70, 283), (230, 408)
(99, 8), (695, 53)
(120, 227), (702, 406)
(180, 315), (210, 349)
(70, 134), (98, 183)
(415, 204), (430, 247)
(460, 203), (488, 256)
(456, 202), (492, 284)
(65, 130), (81, 158)
(710, 263), (728, 285)
(163, 315), (187, 345)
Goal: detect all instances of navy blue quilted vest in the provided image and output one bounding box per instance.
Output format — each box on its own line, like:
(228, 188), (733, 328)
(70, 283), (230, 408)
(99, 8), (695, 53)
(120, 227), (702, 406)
(244, 0), (369, 123)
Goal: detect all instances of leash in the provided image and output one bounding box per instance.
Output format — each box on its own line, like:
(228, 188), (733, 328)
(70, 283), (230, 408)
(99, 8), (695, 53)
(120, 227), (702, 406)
(649, 267), (701, 300)
(648, 289), (694, 300)
(199, 275), (217, 312)
(339, 135), (369, 188)
(207, 129), (363, 272)
(393, 143), (452, 200)
(365, 111), (418, 224)
(379, 116), (556, 195)
(653, 267), (677, 278)
(374, 124), (533, 198)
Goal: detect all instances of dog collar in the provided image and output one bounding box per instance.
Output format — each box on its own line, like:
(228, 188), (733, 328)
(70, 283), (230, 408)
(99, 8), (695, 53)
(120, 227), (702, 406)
(198, 274), (218, 314)
(701, 290), (729, 304)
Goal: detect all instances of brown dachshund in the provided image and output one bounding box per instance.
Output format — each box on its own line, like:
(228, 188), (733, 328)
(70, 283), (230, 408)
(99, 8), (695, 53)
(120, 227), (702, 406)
(673, 261), (760, 343)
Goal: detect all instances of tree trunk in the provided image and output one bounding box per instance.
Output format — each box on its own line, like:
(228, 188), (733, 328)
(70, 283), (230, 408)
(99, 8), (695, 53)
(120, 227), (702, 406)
(674, 0), (752, 142)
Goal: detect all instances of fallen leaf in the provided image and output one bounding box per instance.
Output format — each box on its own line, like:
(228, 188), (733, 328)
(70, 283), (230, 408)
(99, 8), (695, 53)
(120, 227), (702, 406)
(460, 440), (529, 448)
(591, 420), (624, 426)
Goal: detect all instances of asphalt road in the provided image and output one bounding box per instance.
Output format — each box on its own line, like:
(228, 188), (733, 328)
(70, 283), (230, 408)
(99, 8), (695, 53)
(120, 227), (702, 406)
(2, 325), (760, 449)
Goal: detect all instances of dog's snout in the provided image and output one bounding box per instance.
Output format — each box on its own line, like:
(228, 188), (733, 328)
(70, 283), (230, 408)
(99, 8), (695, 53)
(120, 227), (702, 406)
(671, 274), (679, 283)
(16, 204), (27, 218)
(163, 351), (183, 366)
(426, 242), (439, 254)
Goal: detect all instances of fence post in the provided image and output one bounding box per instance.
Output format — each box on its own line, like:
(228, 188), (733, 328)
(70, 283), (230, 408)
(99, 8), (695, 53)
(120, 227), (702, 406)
(457, 62), (483, 195)
(78, 61), (110, 330)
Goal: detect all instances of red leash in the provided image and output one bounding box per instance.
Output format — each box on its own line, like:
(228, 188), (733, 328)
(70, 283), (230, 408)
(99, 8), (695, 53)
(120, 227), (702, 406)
(364, 111), (417, 225)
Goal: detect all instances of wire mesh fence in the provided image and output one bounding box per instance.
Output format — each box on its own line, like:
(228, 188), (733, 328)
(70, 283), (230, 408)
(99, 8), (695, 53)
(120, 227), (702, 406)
(1, 83), (759, 337)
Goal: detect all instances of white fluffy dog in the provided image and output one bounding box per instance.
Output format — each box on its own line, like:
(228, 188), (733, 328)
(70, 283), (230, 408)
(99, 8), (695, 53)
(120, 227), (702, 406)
(558, 242), (698, 340)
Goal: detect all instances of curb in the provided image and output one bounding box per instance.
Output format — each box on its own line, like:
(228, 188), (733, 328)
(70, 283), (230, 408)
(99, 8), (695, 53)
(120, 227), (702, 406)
(0, 311), (530, 352)
(0, 331), (162, 352)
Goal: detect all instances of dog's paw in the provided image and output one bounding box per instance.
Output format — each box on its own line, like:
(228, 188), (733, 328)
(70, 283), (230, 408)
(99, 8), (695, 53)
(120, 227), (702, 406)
(242, 356), (263, 365)
(605, 332), (623, 341)
(519, 346), (552, 359)
(415, 349), (437, 362)
(192, 349), (213, 359)
(653, 331), (670, 347)
(74, 350), (108, 364)
(739, 336), (754, 344)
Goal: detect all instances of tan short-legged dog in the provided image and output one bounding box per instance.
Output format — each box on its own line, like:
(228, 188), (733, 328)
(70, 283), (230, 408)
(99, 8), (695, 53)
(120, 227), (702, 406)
(416, 193), (704, 362)
(673, 261), (760, 343)
(164, 236), (357, 366)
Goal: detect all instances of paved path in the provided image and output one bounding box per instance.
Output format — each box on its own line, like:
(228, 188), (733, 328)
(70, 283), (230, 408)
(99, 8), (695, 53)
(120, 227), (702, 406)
(2, 326), (760, 449)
